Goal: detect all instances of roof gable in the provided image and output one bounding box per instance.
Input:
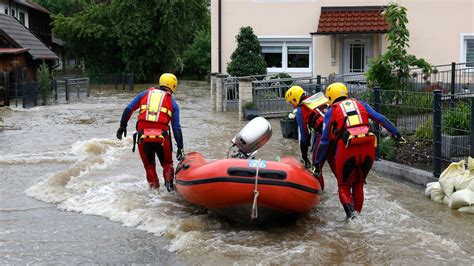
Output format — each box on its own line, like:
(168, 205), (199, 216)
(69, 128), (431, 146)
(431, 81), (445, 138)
(0, 13), (57, 60)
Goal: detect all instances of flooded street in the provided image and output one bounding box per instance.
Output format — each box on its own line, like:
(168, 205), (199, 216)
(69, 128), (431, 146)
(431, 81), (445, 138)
(1, 81), (473, 264)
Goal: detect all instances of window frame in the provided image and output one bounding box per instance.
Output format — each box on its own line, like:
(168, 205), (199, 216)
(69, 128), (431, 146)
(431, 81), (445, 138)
(259, 36), (312, 74)
(460, 33), (474, 68)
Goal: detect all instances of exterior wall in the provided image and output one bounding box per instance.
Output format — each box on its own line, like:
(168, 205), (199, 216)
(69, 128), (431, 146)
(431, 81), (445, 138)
(212, 0), (474, 77)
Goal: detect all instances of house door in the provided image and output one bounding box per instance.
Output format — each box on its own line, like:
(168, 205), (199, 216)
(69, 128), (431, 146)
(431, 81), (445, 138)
(344, 39), (370, 74)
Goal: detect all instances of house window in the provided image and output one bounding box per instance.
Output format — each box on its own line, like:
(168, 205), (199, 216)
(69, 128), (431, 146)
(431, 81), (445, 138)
(461, 34), (474, 67)
(4, 8), (8, 14)
(261, 46), (282, 68)
(287, 46), (309, 68)
(19, 12), (25, 25)
(11, 9), (15, 17)
(259, 37), (312, 73)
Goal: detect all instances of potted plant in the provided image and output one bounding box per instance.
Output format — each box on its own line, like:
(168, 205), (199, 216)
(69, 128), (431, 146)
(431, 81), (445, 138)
(242, 101), (260, 121)
(280, 109), (298, 139)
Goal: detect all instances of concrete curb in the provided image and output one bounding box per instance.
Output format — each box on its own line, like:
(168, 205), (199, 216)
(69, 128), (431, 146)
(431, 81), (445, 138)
(372, 159), (438, 187)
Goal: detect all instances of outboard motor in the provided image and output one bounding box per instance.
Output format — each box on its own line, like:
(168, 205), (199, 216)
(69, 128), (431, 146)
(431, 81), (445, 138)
(229, 117), (272, 159)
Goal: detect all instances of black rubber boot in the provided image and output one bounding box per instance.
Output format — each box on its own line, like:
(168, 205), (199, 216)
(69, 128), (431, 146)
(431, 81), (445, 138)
(343, 204), (357, 220)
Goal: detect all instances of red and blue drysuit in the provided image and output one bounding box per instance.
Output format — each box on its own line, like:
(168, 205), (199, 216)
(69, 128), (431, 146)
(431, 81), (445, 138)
(120, 87), (183, 188)
(315, 98), (399, 217)
(295, 96), (328, 189)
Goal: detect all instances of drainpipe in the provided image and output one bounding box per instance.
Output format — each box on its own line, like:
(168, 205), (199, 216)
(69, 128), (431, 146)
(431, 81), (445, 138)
(218, 0), (222, 73)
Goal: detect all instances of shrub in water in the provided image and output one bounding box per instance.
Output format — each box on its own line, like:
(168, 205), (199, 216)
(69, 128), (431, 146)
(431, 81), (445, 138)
(37, 62), (52, 105)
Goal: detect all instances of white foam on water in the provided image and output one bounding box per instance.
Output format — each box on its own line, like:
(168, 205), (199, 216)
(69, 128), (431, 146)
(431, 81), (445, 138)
(25, 138), (472, 263)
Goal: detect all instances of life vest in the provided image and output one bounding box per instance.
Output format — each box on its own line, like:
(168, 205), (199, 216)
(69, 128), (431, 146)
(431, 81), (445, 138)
(331, 99), (377, 148)
(301, 92), (329, 131)
(137, 88), (173, 126)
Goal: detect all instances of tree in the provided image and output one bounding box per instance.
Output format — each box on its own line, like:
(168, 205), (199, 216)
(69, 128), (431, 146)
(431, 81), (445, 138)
(227, 26), (267, 77)
(51, 0), (210, 81)
(366, 3), (433, 91)
(182, 28), (211, 79)
(37, 62), (51, 105)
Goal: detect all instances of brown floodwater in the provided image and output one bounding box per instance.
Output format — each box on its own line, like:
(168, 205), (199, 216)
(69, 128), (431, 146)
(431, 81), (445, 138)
(1, 81), (472, 264)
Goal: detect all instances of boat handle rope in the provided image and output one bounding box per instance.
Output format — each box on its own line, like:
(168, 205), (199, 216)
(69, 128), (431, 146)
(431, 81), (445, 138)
(251, 159), (261, 220)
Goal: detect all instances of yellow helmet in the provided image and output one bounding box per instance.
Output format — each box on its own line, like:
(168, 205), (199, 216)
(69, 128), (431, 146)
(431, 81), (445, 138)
(159, 73), (178, 93)
(285, 86), (306, 107)
(325, 82), (348, 104)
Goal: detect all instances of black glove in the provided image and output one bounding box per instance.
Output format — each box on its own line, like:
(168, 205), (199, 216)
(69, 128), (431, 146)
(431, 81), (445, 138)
(116, 127), (127, 140)
(176, 148), (185, 161)
(165, 180), (174, 192)
(392, 133), (407, 147)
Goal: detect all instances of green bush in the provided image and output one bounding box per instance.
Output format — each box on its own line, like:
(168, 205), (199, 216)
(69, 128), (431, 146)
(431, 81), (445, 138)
(227, 26), (267, 77)
(37, 62), (52, 105)
(442, 101), (471, 136)
(414, 116), (433, 139)
(243, 101), (257, 110)
(182, 28), (210, 79)
(379, 136), (396, 160)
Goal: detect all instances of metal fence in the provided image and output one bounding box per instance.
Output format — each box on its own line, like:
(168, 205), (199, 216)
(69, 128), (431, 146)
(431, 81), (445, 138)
(53, 77), (90, 103)
(253, 76), (324, 116)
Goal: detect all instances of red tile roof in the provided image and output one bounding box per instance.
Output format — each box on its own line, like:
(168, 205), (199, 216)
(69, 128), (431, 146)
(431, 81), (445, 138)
(0, 48), (29, 54)
(314, 6), (389, 35)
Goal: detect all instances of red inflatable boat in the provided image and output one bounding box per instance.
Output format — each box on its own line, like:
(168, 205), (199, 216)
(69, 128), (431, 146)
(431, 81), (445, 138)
(175, 152), (321, 224)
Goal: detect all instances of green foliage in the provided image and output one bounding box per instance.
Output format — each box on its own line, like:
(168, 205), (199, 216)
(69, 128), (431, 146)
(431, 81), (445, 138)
(37, 62), (51, 105)
(34, 0), (89, 15)
(442, 101), (471, 136)
(52, 0), (210, 81)
(271, 72), (292, 79)
(182, 28), (211, 79)
(414, 117), (433, 139)
(243, 101), (257, 110)
(227, 26), (267, 77)
(379, 137), (396, 160)
(366, 3), (433, 91)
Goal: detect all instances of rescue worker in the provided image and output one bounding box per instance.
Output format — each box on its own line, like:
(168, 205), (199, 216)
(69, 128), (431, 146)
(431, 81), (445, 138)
(314, 82), (405, 219)
(116, 73), (184, 192)
(284, 85), (329, 190)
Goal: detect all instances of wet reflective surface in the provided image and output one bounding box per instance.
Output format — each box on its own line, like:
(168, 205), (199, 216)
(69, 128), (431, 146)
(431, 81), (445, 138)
(1, 81), (473, 264)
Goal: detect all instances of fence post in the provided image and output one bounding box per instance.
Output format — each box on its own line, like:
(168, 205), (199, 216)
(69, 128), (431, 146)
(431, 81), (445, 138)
(470, 96), (474, 158)
(238, 77), (254, 121)
(86, 78), (90, 97)
(21, 83), (25, 108)
(316, 75), (322, 93)
(76, 80), (80, 99)
(128, 73), (134, 91)
(54, 79), (58, 101)
(450, 62), (455, 105)
(33, 82), (37, 107)
(374, 86), (381, 159)
(65, 78), (69, 101)
(14, 83), (18, 107)
(215, 74), (227, 112)
(122, 73), (125, 90)
(210, 73), (218, 111)
(114, 73), (118, 90)
(433, 90), (442, 178)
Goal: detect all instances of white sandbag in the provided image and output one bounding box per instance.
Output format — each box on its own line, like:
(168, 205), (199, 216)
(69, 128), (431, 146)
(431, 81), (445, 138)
(455, 175), (474, 191)
(449, 189), (474, 209)
(443, 195), (450, 206)
(439, 160), (466, 197)
(468, 157), (474, 171)
(425, 182), (436, 196)
(429, 182), (444, 203)
(458, 206), (474, 214)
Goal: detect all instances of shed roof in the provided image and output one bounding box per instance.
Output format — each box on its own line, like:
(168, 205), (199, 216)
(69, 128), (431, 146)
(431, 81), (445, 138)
(0, 13), (57, 60)
(0, 47), (29, 54)
(313, 6), (389, 35)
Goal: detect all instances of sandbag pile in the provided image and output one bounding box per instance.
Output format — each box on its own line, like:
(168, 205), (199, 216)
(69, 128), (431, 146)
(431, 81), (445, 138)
(425, 157), (474, 213)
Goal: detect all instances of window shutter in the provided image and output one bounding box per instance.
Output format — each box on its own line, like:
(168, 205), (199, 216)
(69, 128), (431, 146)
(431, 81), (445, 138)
(467, 39), (474, 67)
